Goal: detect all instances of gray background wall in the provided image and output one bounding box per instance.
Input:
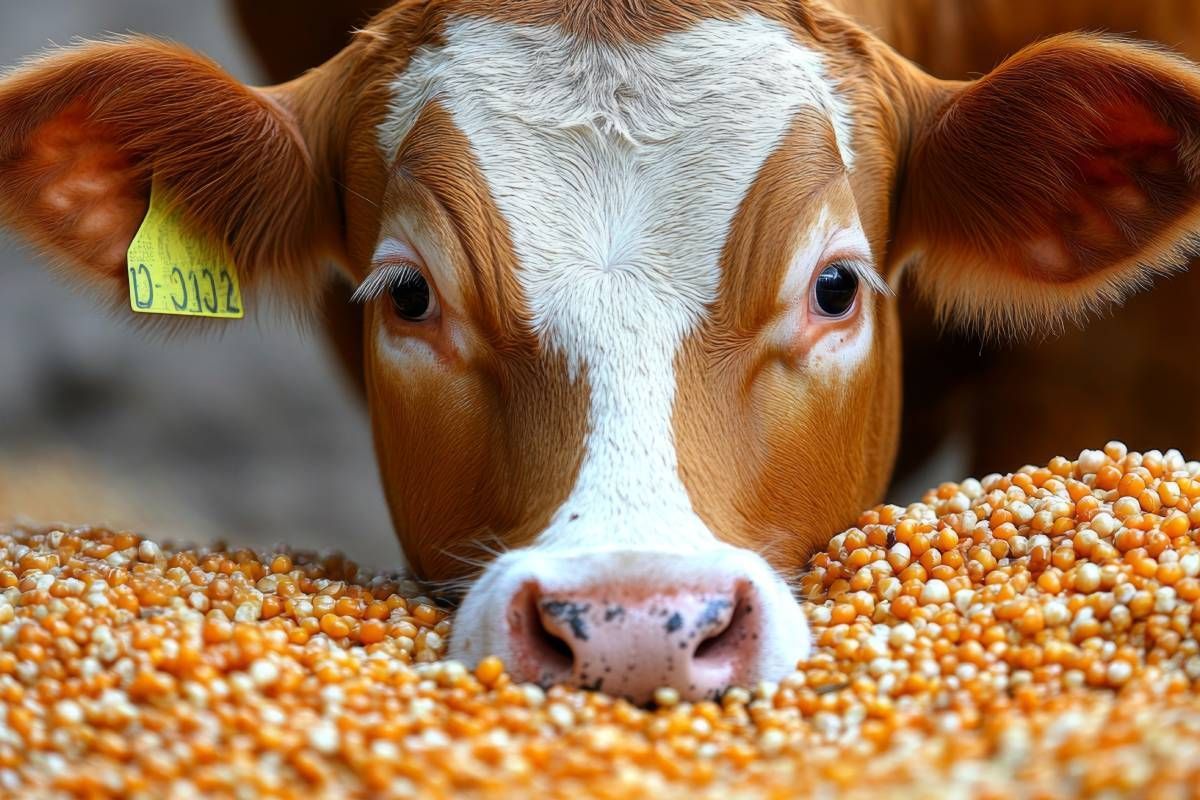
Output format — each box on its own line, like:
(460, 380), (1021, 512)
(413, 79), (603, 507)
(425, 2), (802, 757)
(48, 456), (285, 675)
(0, 2), (399, 565)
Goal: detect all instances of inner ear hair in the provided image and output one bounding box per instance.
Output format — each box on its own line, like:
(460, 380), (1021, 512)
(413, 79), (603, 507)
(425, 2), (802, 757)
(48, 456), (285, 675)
(895, 34), (1200, 339)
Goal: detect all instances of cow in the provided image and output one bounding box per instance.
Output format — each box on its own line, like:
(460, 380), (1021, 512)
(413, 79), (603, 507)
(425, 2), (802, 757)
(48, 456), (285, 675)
(3, 0), (1200, 703)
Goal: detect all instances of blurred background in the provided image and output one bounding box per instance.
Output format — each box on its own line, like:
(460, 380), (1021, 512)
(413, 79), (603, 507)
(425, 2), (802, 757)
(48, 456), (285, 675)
(0, 2), (398, 565)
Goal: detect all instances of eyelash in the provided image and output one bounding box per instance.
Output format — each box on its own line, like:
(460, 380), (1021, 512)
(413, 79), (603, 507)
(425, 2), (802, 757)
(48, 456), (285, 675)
(818, 258), (890, 298)
(351, 262), (424, 304)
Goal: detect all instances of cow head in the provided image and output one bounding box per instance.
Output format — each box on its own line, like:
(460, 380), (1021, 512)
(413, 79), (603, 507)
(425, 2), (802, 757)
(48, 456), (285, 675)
(3, 1), (1200, 702)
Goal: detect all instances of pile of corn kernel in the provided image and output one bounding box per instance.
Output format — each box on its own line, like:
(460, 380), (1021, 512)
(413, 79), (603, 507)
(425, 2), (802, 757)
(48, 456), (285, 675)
(2, 442), (1200, 798)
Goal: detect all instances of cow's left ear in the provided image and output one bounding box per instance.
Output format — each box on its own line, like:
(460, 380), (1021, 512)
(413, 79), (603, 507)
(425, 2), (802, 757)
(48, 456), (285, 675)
(0, 38), (353, 314)
(894, 34), (1200, 334)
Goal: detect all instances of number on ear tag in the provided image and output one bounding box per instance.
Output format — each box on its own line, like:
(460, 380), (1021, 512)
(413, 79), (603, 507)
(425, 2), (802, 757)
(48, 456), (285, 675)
(126, 181), (244, 318)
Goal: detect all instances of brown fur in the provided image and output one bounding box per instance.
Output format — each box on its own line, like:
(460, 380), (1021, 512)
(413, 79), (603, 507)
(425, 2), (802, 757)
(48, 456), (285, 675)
(679, 111), (901, 569)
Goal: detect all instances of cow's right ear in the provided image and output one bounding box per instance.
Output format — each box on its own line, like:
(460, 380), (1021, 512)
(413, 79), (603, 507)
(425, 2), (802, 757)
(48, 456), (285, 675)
(0, 38), (349, 313)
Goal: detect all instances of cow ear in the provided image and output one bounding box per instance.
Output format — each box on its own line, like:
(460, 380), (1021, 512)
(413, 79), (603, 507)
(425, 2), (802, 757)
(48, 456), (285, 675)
(893, 34), (1200, 335)
(0, 38), (347, 316)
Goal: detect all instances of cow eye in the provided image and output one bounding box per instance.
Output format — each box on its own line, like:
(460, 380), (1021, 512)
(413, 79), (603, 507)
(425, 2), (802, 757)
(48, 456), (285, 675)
(389, 269), (437, 322)
(812, 263), (859, 317)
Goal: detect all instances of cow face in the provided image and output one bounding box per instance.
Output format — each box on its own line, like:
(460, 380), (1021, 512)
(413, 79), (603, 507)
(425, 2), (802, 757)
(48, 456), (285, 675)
(3, 1), (1200, 701)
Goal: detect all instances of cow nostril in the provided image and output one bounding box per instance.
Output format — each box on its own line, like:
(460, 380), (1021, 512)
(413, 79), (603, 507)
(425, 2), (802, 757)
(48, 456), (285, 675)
(532, 614), (574, 668)
(693, 619), (734, 661)
(503, 578), (771, 703)
(522, 589), (574, 676)
(693, 590), (749, 663)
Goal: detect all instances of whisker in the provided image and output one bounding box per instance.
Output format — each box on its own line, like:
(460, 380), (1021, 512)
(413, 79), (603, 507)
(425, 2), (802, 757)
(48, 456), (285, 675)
(334, 176), (380, 210)
(425, 534), (514, 602)
(419, 575), (476, 602)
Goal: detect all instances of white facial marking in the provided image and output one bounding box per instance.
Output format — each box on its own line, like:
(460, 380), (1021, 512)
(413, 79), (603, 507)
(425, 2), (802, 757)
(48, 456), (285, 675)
(380, 15), (851, 677)
(379, 17), (849, 681)
(382, 13), (854, 550)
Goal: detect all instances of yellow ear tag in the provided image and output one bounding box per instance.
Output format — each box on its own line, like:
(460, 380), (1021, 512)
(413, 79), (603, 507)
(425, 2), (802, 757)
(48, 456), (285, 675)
(126, 181), (244, 319)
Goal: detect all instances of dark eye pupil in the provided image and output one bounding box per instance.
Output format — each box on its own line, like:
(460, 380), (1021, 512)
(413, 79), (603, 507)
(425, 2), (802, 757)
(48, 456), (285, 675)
(814, 264), (859, 316)
(389, 272), (431, 320)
